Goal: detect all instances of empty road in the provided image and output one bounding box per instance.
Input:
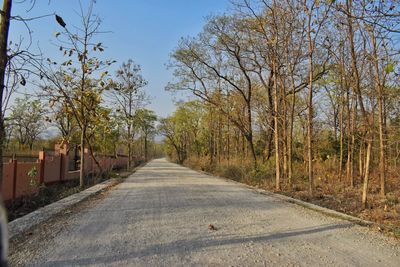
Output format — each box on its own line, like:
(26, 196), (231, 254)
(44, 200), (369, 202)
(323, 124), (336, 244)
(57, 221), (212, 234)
(10, 158), (400, 266)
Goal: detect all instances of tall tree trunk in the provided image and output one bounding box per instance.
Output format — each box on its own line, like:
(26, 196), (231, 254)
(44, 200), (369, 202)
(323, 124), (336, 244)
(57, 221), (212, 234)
(280, 79), (288, 182)
(362, 139), (372, 209)
(273, 63), (281, 191)
(0, 0), (12, 188)
(266, 70), (274, 161)
(245, 93), (257, 168)
(346, 95), (356, 187)
(247, 132), (257, 169)
(338, 58), (346, 182)
(227, 96), (231, 163)
(127, 92), (133, 170)
(127, 124), (132, 170)
(377, 90), (386, 197)
(144, 134), (148, 162)
(346, 0), (371, 204)
(369, 32), (386, 197)
(359, 141), (364, 179)
(209, 106), (214, 165)
(288, 94), (295, 188)
(338, 91), (344, 181)
(79, 125), (86, 188)
(306, 20), (314, 196)
(218, 112), (222, 164)
(287, 71), (297, 188)
(78, 21), (90, 188)
(307, 75), (314, 195)
(242, 131), (246, 158)
(266, 128), (274, 160)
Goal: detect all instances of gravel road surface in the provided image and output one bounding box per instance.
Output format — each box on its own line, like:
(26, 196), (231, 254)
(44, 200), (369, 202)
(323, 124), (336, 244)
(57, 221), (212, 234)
(9, 158), (400, 266)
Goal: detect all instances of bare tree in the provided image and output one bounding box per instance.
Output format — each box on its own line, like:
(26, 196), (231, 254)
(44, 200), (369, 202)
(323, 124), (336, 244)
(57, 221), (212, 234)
(112, 59), (148, 169)
(168, 15), (259, 168)
(37, 0), (114, 188)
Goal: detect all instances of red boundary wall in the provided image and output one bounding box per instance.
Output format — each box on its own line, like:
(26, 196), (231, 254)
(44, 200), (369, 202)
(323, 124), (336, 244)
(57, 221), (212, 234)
(1, 144), (128, 201)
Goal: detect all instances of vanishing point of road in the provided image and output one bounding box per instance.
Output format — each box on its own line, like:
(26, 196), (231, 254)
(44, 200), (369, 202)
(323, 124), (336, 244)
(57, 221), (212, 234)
(9, 158), (400, 266)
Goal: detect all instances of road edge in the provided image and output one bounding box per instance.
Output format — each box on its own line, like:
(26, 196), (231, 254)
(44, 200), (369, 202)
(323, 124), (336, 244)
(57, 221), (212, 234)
(187, 165), (376, 228)
(7, 178), (121, 240)
(7, 162), (146, 240)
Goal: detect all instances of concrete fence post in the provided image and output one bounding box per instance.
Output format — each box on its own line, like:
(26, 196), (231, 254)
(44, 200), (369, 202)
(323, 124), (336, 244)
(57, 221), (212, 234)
(84, 148), (89, 174)
(12, 159), (17, 200)
(55, 142), (69, 181)
(38, 151), (45, 184)
(59, 154), (64, 181)
(91, 155), (94, 175)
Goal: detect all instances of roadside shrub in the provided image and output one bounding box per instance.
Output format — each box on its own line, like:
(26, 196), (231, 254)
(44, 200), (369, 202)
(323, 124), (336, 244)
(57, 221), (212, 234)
(248, 164), (271, 182)
(184, 157), (215, 173)
(217, 164), (244, 182)
(292, 161), (308, 182)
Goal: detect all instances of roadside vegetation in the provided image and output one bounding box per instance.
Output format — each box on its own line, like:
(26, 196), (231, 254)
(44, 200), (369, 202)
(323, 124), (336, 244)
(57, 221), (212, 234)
(0, 0), (162, 214)
(7, 166), (138, 222)
(163, 0), (400, 235)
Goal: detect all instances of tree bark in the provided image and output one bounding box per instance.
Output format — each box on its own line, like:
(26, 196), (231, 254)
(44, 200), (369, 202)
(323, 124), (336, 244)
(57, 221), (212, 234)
(359, 141), (364, 179)
(144, 134), (148, 162)
(347, 95), (356, 187)
(79, 125), (86, 188)
(281, 78), (288, 182)
(0, 0), (12, 188)
(273, 63), (281, 191)
(306, 15), (314, 196)
(346, 0), (371, 205)
(369, 32), (386, 197)
(127, 92), (133, 170)
(127, 124), (132, 170)
(288, 89), (295, 188)
(338, 57), (346, 182)
(362, 139), (372, 208)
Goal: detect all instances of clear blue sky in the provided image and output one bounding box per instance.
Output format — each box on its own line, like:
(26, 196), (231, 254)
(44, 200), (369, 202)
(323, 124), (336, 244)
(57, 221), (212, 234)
(10, 0), (230, 117)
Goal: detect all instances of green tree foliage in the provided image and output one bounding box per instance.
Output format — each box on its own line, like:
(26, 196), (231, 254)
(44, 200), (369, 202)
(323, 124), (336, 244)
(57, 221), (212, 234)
(159, 101), (205, 164)
(135, 109), (157, 161)
(8, 96), (45, 150)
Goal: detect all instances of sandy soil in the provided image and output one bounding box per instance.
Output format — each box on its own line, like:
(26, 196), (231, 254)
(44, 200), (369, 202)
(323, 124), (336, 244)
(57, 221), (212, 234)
(9, 158), (400, 266)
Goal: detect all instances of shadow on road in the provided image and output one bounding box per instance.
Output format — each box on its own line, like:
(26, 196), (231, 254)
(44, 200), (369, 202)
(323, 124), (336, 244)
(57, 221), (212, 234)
(41, 223), (352, 266)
